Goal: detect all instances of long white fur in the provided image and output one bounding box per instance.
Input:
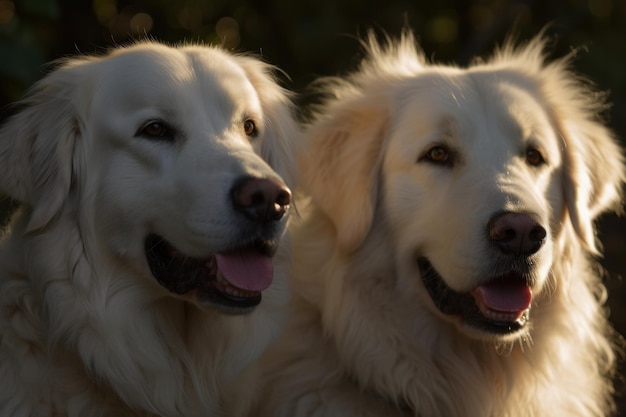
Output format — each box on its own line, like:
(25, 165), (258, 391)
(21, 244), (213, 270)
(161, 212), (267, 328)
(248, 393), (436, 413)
(0, 42), (299, 417)
(253, 32), (625, 417)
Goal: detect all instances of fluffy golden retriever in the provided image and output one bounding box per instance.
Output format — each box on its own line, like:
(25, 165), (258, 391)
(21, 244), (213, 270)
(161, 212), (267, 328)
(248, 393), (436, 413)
(0, 42), (298, 416)
(254, 32), (625, 417)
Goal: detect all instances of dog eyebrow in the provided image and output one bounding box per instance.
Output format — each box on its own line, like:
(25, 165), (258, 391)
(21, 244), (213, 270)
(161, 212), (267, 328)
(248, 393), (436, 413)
(438, 116), (457, 140)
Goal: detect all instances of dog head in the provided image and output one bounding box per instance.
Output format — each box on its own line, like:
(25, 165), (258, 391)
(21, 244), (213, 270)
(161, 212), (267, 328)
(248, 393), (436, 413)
(302, 33), (624, 340)
(0, 42), (299, 313)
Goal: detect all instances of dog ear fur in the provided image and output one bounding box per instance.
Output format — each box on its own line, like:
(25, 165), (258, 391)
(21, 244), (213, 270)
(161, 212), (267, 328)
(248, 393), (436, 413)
(301, 96), (388, 253)
(561, 118), (625, 254)
(0, 62), (84, 232)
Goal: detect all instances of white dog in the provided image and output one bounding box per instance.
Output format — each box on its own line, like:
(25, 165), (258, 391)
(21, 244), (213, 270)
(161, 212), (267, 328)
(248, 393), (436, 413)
(254, 32), (625, 417)
(0, 42), (299, 417)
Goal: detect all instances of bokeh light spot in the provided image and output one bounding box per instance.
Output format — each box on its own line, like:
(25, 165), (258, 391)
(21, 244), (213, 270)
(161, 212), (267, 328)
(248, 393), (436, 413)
(130, 12), (153, 34)
(0, 0), (15, 26)
(589, 0), (613, 18)
(428, 13), (458, 44)
(92, 0), (117, 25)
(215, 16), (240, 49)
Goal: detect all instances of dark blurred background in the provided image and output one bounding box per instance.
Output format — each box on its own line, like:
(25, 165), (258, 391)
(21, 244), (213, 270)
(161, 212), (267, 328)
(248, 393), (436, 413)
(0, 0), (624, 414)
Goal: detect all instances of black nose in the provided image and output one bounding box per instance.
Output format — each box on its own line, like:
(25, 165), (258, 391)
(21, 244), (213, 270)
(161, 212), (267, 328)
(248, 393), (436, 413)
(487, 212), (546, 256)
(231, 177), (291, 222)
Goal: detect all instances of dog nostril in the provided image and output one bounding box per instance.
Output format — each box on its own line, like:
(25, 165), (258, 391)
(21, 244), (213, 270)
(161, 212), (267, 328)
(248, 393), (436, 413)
(276, 188), (291, 207)
(232, 177), (291, 222)
(488, 212), (546, 256)
(491, 227), (516, 243)
(529, 225), (547, 243)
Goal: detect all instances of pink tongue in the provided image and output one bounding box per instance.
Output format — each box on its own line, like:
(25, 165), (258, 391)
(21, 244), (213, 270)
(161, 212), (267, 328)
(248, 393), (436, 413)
(473, 281), (532, 313)
(214, 250), (273, 292)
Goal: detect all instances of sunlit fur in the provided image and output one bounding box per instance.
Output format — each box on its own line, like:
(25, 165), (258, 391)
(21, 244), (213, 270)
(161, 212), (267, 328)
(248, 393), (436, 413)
(0, 42), (299, 417)
(252, 32), (625, 417)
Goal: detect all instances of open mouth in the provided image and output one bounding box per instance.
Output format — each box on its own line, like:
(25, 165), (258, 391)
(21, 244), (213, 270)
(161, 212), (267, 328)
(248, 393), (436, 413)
(144, 233), (277, 313)
(417, 257), (532, 335)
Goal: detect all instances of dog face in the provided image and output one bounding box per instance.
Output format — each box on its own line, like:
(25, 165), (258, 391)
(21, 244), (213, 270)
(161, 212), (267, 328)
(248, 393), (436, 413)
(302, 38), (623, 342)
(382, 70), (563, 338)
(0, 43), (298, 314)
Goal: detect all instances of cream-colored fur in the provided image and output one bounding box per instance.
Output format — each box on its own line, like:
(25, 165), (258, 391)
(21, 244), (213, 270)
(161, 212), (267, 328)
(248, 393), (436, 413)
(0, 42), (299, 417)
(255, 32), (625, 417)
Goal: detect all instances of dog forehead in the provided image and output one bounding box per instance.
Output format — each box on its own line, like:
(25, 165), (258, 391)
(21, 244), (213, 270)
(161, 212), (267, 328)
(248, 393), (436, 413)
(92, 43), (260, 111)
(395, 70), (557, 150)
(467, 71), (561, 157)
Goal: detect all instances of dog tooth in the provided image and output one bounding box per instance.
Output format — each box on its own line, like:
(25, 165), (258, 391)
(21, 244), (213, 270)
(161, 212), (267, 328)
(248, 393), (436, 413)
(213, 270), (260, 298)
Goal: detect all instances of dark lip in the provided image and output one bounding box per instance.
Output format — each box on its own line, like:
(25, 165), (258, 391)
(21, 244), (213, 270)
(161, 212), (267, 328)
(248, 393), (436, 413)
(417, 257), (531, 335)
(144, 233), (277, 313)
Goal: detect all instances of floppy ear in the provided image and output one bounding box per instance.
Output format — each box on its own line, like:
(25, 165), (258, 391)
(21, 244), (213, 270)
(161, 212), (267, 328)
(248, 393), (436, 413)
(561, 118), (625, 253)
(0, 62), (84, 232)
(237, 56), (301, 191)
(301, 96), (388, 253)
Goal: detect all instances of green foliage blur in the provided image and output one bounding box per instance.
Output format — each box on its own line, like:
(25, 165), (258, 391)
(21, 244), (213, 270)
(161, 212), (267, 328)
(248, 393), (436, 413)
(1, 0), (625, 412)
(3, 1), (626, 109)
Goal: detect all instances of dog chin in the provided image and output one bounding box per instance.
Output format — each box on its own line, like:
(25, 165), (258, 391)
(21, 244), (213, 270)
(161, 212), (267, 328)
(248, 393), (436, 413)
(417, 257), (534, 341)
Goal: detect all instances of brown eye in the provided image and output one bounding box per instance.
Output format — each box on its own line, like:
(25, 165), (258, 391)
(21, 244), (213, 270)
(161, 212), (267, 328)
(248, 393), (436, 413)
(427, 146), (448, 162)
(419, 145), (454, 166)
(526, 148), (545, 166)
(137, 120), (173, 140)
(244, 119), (257, 137)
